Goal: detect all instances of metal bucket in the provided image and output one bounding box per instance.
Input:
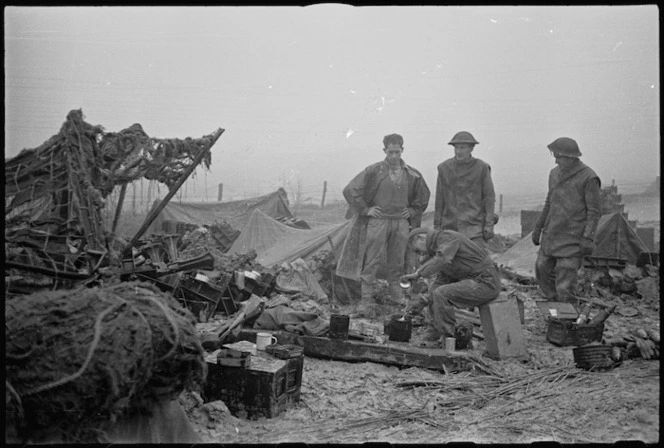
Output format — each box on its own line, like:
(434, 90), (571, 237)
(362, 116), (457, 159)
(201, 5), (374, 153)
(385, 315), (412, 342)
(329, 314), (350, 340)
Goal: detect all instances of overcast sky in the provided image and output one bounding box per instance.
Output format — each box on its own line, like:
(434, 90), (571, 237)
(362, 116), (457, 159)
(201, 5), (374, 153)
(4, 5), (660, 205)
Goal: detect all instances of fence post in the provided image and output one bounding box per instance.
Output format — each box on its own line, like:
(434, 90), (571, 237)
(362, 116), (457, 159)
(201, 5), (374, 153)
(218, 183), (224, 202)
(499, 194), (503, 213)
(321, 180), (327, 209)
(132, 182), (137, 215)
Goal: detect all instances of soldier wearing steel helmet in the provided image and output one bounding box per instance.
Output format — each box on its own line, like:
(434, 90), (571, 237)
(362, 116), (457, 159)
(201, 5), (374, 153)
(433, 131), (498, 250)
(532, 137), (602, 304)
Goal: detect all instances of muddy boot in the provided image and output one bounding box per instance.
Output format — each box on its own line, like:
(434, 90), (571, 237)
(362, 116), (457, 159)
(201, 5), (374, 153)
(354, 281), (374, 316)
(353, 294), (373, 317)
(364, 301), (380, 319)
(454, 320), (474, 350)
(423, 325), (441, 342)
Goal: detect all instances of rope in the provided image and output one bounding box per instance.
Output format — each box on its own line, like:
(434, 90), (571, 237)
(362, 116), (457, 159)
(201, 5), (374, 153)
(23, 301), (126, 397)
(133, 286), (181, 362)
(6, 380), (24, 419)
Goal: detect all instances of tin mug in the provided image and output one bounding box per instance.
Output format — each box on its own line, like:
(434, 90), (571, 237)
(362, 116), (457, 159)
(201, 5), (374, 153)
(256, 332), (278, 351)
(444, 337), (456, 351)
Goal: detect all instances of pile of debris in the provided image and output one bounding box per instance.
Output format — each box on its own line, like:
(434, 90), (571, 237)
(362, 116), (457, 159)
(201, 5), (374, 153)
(4, 109), (224, 295)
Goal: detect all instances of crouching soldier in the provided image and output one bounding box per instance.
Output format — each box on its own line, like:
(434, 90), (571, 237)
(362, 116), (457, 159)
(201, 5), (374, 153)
(400, 227), (501, 344)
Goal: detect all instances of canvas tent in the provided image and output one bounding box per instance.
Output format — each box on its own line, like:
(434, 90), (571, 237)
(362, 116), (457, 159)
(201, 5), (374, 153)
(494, 212), (649, 279)
(145, 188), (352, 268)
(147, 188), (302, 234)
(227, 208), (350, 268)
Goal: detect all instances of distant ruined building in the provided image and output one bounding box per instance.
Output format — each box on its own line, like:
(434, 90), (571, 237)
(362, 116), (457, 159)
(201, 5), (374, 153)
(642, 176), (660, 196)
(600, 180), (625, 215)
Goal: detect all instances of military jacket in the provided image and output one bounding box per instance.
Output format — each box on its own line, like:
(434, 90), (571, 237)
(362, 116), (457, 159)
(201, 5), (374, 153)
(343, 159), (430, 228)
(417, 229), (494, 280)
(537, 160), (601, 257)
(434, 156), (496, 240)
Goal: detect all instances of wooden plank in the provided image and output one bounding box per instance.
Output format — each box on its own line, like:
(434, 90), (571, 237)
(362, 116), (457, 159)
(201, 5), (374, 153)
(236, 329), (478, 373)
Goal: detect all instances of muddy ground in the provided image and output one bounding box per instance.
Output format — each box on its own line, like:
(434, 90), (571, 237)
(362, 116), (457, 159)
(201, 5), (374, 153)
(181, 197), (660, 444)
(184, 286), (659, 444)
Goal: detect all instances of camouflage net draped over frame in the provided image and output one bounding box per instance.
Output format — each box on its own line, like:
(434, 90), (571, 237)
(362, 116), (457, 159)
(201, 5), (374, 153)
(4, 109), (220, 282)
(5, 281), (207, 443)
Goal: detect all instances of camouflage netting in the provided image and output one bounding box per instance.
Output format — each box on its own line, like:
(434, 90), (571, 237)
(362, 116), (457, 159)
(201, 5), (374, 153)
(5, 281), (206, 443)
(4, 109), (221, 285)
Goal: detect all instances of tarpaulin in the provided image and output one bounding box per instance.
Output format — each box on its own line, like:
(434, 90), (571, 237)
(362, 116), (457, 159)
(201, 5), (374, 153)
(252, 305), (329, 336)
(276, 258), (329, 301)
(147, 188), (295, 234)
(495, 212), (649, 279)
(228, 208), (350, 268)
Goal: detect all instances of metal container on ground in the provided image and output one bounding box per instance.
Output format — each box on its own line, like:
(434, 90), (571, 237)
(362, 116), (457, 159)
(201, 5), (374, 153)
(546, 318), (605, 347)
(573, 345), (615, 370)
(266, 344), (305, 403)
(203, 355), (288, 419)
(329, 314), (350, 340)
(384, 315), (412, 342)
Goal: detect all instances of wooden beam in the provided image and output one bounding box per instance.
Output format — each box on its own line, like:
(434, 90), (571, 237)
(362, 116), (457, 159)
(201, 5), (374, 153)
(122, 128), (224, 258)
(235, 329), (479, 373)
(112, 184), (128, 234)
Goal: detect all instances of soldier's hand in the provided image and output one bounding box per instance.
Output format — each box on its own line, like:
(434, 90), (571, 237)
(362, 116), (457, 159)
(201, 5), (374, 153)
(405, 294), (429, 316)
(532, 229), (542, 246)
(483, 226), (495, 241)
(366, 206), (383, 218)
(400, 273), (420, 284)
(580, 237), (595, 256)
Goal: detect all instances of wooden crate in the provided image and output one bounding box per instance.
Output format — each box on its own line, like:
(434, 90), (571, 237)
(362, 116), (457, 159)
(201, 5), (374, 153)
(479, 298), (528, 360)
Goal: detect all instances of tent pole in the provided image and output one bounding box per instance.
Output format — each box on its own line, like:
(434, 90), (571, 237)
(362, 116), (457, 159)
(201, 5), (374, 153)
(122, 128), (224, 258)
(112, 184), (127, 234)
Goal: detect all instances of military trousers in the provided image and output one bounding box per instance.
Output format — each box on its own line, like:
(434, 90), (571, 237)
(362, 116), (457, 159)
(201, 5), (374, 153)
(427, 265), (501, 338)
(360, 217), (409, 300)
(535, 251), (581, 303)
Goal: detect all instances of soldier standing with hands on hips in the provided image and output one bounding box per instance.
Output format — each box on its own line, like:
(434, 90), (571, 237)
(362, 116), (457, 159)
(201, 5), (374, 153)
(336, 133), (430, 318)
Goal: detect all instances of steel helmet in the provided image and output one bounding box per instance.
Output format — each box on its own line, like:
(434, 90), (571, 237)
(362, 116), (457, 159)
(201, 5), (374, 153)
(547, 137), (582, 157)
(448, 131), (479, 146)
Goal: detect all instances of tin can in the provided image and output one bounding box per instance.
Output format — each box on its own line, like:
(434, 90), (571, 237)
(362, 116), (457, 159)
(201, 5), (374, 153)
(329, 314), (350, 340)
(385, 315), (412, 342)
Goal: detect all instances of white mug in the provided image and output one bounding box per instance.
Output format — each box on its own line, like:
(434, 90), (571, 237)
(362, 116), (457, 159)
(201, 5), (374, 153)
(256, 332), (278, 351)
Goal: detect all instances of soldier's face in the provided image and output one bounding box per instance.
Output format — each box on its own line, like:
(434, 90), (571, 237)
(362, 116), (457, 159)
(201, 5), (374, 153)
(384, 143), (403, 166)
(410, 235), (429, 261)
(554, 153), (576, 169)
(453, 144), (473, 162)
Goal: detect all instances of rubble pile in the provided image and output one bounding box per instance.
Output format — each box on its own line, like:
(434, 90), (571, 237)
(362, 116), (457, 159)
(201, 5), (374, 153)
(578, 262), (660, 303)
(178, 226), (256, 272)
